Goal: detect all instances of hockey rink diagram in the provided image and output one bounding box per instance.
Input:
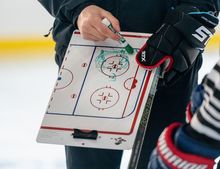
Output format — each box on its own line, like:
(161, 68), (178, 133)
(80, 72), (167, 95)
(37, 31), (158, 150)
(47, 45), (148, 119)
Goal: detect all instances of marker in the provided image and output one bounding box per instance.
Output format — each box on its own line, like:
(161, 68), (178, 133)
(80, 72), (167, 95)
(101, 18), (134, 54)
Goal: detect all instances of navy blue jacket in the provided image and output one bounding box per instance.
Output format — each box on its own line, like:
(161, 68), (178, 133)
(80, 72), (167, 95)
(37, 0), (219, 66)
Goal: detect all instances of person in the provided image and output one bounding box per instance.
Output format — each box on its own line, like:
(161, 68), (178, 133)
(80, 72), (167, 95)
(37, 0), (219, 168)
(148, 59), (220, 169)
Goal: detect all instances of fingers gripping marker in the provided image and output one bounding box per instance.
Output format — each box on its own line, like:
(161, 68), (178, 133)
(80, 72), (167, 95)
(101, 18), (134, 54)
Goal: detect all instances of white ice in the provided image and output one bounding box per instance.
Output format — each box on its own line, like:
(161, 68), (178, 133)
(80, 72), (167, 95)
(0, 51), (219, 169)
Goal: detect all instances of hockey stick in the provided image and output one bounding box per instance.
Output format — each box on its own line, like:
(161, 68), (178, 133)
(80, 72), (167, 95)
(128, 66), (163, 169)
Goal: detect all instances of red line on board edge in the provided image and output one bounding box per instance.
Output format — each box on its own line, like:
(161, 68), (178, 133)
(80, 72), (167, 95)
(74, 31), (150, 39)
(41, 71), (152, 136)
(41, 126), (73, 131)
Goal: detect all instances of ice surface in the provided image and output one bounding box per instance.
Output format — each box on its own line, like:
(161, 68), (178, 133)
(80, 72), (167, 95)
(0, 50), (219, 169)
(0, 57), (65, 169)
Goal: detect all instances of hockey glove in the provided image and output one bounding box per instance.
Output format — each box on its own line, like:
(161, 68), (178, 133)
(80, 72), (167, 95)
(136, 6), (219, 86)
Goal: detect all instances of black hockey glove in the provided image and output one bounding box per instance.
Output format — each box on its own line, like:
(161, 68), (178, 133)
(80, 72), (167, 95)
(136, 6), (219, 86)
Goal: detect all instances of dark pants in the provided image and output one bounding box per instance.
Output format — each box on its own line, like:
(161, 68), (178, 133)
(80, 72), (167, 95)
(65, 57), (202, 169)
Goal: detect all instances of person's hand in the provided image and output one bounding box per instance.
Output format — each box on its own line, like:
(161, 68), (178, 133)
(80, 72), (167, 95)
(136, 5), (219, 86)
(77, 5), (120, 41)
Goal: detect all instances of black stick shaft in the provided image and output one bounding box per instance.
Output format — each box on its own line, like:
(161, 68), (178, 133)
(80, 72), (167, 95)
(128, 67), (161, 169)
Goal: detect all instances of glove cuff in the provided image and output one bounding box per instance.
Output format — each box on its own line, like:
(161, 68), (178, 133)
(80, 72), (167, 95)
(135, 43), (173, 71)
(174, 125), (220, 158)
(157, 123), (215, 169)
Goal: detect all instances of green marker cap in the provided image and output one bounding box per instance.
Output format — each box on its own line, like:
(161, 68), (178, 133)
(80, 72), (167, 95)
(102, 18), (134, 54)
(125, 44), (134, 54)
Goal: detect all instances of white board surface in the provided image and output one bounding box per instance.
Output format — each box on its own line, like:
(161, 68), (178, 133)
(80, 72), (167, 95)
(37, 31), (157, 150)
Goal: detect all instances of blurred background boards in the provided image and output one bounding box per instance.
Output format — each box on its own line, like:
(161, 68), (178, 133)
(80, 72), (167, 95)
(0, 0), (219, 169)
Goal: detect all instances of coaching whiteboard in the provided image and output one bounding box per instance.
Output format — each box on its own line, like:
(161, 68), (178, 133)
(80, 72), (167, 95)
(37, 31), (157, 150)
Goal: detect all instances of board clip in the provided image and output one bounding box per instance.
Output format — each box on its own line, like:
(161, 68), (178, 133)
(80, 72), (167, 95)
(72, 129), (98, 140)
